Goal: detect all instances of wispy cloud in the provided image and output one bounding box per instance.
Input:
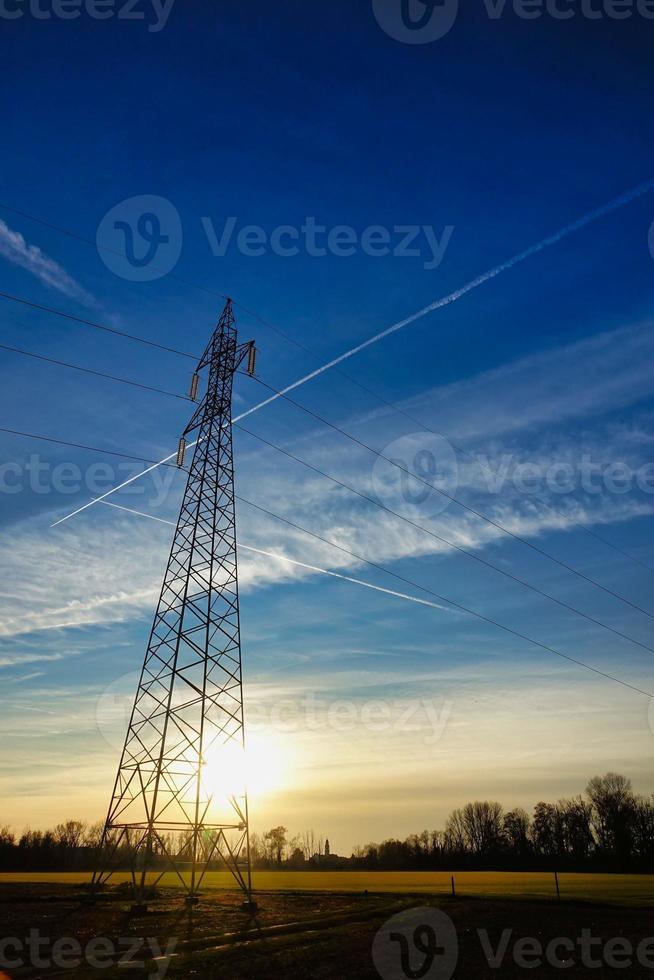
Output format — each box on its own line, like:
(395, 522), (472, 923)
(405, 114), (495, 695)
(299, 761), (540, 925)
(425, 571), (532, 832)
(3, 671), (45, 683)
(3, 314), (654, 645)
(0, 653), (65, 668)
(395, 320), (654, 442)
(0, 219), (95, 305)
(0, 518), (168, 639)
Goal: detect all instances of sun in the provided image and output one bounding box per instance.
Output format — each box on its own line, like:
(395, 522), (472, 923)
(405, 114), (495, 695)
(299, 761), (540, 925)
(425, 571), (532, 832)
(201, 731), (291, 803)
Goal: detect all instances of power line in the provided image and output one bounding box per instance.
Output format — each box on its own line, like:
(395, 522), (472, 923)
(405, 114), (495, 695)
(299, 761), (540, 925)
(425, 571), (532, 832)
(100, 501), (452, 613)
(0, 289), (197, 360)
(36, 408), (654, 649)
(0, 200), (233, 308)
(101, 501), (176, 525)
(48, 373), (265, 527)
(5, 279), (652, 577)
(246, 374), (654, 622)
(0, 425), (179, 468)
(0, 200), (382, 391)
(0, 341), (192, 402)
(231, 317), (653, 594)
(8, 191), (653, 577)
(47, 354), (654, 623)
(199, 181), (654, 426)
(4, 178), (653, 380)
(330, 374), (654, 576)
(97, 497), (651, 700)
(0, 200), (307, 360)
(231, 289), (654, 575)
(235, 421), (654, 656)
(237, 495), (652, 699)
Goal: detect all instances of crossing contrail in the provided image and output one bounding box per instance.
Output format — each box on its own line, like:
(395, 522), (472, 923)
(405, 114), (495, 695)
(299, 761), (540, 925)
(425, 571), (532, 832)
(87, 501), (654, 697)
(51, 177), (654, 528)
(238, 543), (451, 613)
(235, 177), (654, 422)
(94, 501), (451, 613)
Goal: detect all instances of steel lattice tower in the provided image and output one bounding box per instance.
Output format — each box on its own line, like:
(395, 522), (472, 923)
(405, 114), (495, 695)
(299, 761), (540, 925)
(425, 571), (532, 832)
(93, 300), (257, 907)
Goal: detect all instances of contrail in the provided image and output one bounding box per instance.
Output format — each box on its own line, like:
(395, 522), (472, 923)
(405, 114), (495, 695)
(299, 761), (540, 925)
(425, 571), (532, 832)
(239, 543), (452, 613)
(95, 501), (451, 613)
(94, 501), (653, 698)
(51, 177), (654, 528)
(233, 177), (654, 421)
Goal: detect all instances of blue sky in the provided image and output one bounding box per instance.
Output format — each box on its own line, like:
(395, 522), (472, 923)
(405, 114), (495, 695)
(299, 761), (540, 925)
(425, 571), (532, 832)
(0, 1), (653, 853)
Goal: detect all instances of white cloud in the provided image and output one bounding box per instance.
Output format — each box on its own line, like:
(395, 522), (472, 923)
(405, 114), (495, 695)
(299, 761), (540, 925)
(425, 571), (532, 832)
(2, 314), (654, 642)
(2, 432), (650, 642)
(0, 653), (65, 668)
(371, 320), (654, 443)
(0, 219), (95, 305)
(0, 517), (167, 639)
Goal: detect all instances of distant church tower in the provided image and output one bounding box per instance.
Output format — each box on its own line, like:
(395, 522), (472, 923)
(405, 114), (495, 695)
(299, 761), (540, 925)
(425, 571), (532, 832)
(325, 838), (330, 857)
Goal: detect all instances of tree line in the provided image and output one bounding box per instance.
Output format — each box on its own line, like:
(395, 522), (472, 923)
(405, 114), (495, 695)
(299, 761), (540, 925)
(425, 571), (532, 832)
(350, 774), (654, 873)
(1, 773), (652, 873)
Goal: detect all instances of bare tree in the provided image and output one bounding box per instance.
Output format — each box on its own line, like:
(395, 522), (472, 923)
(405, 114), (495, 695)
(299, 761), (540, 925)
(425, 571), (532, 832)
(558, 797), (594, 861)
(460, 802), (504, 856)
(264, 826), (288, 865)
(444, 808), (466, 852)
(83, 821), (104, 849)
(300, 829), (316, 861)
(632, 797), (654, 861)
(54, 820), (86, 850)
(586, 773), (635, 860)
(503, 808), (531, 856)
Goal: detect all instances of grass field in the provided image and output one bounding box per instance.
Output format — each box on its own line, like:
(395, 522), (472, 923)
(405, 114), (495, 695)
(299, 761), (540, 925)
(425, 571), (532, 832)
(1, 870), (653, 905)
(3, 879), (654, 977)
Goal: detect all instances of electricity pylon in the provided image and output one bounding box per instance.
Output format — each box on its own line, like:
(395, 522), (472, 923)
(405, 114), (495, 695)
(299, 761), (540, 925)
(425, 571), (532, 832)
(92, 300), (257, 908)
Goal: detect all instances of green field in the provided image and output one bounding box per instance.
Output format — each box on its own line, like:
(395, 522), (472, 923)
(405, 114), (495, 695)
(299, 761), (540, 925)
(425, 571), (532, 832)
(1, 870), (652, 905)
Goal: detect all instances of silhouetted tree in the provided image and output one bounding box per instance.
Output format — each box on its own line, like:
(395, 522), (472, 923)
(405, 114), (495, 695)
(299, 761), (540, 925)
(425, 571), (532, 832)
(461, 802), (504, 857)
(2, 773), (652, 873)
(503, 808), (531, 859)
(531, 802), (562, 860)
(559, 797), (594, 863)
(586, 773), (635, 866)
(264, 826), (288, 865)
(632, 797), (654, 863)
